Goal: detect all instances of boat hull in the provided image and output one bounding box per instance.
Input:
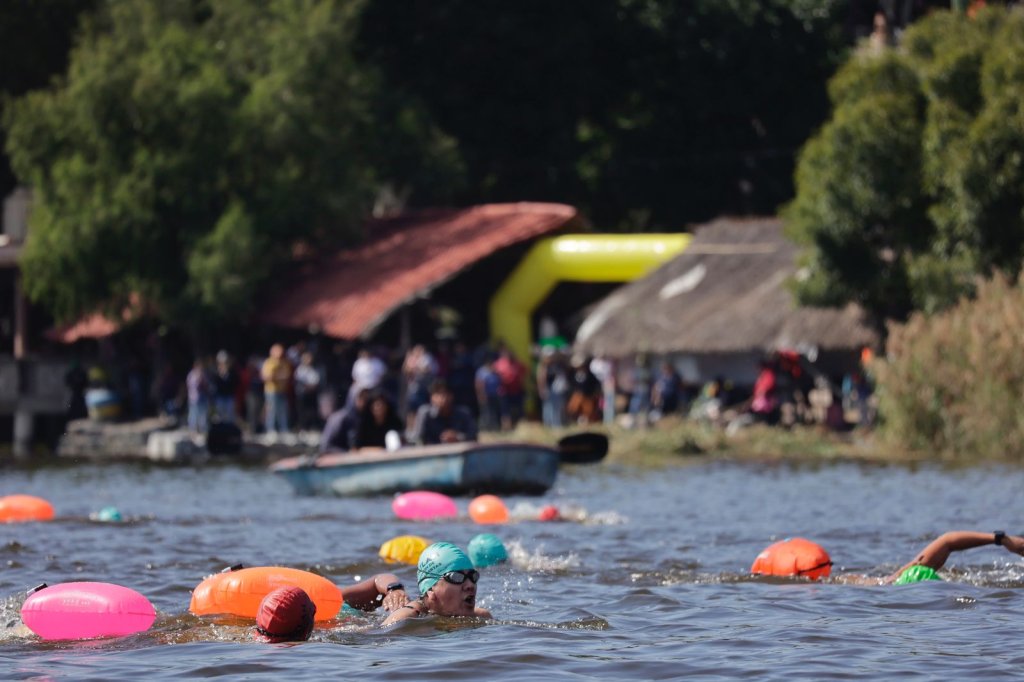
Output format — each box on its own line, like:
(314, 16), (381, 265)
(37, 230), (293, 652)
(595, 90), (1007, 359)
(270, 442), (560, 496)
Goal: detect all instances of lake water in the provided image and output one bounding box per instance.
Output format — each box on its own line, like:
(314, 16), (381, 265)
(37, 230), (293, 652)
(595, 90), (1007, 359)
(3, 456), (1024, 680)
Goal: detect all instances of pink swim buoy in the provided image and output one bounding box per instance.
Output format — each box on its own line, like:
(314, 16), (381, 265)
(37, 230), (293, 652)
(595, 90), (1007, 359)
(392, 491), (458, 521)
(21, 582), (156, 640)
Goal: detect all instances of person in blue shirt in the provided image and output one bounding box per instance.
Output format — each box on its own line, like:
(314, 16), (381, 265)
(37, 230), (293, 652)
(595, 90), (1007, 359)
(411, 381), (478, 445)
(318, 387), (370, 454)
(474, 355), (502, 431)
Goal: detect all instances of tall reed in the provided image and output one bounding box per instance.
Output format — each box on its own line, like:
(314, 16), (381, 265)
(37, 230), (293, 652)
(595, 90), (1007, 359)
(875, 274), (1024, 460)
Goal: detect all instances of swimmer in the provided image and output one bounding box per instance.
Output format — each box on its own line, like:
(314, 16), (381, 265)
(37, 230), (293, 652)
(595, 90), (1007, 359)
(839, 530), (1024, 585)
(340, 542), (492, 625)
(253, 586), (316, 643)
(468, 533), (508, 568)
(887, 530), (1024, 584)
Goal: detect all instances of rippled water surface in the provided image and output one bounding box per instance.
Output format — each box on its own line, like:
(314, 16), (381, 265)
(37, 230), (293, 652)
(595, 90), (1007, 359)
(3, 456), (1024, 680)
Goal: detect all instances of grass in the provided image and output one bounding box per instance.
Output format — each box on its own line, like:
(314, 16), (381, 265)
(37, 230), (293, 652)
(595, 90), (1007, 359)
(483, 416), (926, 468)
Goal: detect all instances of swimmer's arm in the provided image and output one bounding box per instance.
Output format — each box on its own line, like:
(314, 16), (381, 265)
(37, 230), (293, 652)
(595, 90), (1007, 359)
(379, 603), (491, 626)
(381, 600), (422, 626)
(886, 531), (1024, 583)
(340, 573), (408, 612)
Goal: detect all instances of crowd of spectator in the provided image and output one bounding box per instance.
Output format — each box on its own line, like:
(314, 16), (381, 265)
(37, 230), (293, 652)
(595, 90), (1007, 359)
(66, 334), (877, 450)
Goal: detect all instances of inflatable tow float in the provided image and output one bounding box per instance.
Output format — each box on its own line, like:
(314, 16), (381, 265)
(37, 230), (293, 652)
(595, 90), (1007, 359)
(0, 495), (55, 523)
(751, 537), (832, 580)
(21, 582), (155, 640)
(392, 491), (458, 521)
(190, 566), (342, 621)
(379, 535), (432, 565)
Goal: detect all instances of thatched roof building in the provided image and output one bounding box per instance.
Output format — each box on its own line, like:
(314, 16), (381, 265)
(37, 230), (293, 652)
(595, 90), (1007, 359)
(574, 217), (878, 380)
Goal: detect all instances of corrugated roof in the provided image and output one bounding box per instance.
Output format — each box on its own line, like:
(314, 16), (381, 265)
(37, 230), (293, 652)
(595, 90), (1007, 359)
(45, 313), (120, 344)
(574, 217), (879, 356)
(44, 292), (149, 344)
(260, 202), (583, 339)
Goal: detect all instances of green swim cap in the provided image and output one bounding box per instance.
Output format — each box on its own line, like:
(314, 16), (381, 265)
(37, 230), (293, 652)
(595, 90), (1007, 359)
(895, 565), (942, 585)
(468, 533), (508, 568)
(417, 542), (474, 594)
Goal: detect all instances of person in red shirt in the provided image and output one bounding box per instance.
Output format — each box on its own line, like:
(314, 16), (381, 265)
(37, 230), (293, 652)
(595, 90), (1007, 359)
(492, 346), (525, 431)
(749, 356), (779, 425)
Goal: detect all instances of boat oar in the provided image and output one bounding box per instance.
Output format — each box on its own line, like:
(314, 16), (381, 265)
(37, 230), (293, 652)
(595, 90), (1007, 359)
(556, 432), (609, 464)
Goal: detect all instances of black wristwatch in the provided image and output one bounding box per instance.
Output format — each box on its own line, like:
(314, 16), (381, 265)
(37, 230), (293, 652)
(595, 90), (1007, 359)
(994, 531), (1006, 546)
(385, 582), (404, 593)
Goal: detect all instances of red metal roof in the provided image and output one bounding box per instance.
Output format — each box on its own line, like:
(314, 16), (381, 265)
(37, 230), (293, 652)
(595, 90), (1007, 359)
(44, 292), (149, 344)
(45, 313), (120, 344)
(261, 202), (582, 339)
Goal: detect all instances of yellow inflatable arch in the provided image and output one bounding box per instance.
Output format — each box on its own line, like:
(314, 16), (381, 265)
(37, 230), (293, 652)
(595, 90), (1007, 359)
(489, 234), (690, 366)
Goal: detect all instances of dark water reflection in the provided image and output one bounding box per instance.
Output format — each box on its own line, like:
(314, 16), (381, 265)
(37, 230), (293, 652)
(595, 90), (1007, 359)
(2, 458), (1023, 679)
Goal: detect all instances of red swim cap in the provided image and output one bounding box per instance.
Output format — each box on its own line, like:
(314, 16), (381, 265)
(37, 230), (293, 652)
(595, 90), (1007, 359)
(538, 505), (560, 521)
(254, 587), (316, 643)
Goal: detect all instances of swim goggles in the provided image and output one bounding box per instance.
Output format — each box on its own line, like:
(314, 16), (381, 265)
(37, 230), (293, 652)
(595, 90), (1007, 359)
(440, 569), (480, 585)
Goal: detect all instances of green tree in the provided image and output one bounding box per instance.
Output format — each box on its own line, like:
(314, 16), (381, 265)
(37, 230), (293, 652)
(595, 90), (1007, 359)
(0, 0), (97, 198)
(357, 0), (849, 229)
(5, 0), (462, 330)
(785, 6), (1024, 323)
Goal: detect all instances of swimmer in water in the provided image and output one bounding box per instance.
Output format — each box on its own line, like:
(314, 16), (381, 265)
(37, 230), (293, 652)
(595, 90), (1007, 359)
(887, 530), (1024, 584)
(341, 542), (492, 625)
(840, 530), (1024, 585)
(253, 586), (316, 642)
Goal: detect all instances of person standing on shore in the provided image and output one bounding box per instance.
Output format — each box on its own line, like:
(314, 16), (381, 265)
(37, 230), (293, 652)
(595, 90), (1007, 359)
(242, 354), (265, 434)
(186, 358), (211, 434)
(261, 343), (293, 436)
(474, 355), (502, 432)
(294, 351), (323, 431)
(211, 351), (239, 423)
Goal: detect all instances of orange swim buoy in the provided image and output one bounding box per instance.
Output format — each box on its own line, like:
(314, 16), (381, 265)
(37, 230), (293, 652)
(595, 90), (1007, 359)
(751, 537), (832, 580)
(189, 566), (342, 621)
(0, 495), (55, 523)
(468, 494), (509, 524)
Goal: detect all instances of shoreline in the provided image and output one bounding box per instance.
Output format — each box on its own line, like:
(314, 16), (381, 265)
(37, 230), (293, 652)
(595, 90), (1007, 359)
(490, 418), (937, 468)
(0, 415), (982, 469)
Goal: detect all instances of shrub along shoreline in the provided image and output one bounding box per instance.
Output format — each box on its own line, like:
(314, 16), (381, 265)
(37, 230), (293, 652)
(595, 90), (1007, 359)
(491, 418), (930, 468)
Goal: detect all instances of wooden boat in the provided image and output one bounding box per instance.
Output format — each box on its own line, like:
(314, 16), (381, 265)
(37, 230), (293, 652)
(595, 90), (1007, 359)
(270, 441), (560, 496)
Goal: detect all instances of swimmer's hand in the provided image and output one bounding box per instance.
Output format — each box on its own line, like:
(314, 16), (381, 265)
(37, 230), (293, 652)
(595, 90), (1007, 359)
(382, 588), (409, 612)
(1002, 534), (1024, 556)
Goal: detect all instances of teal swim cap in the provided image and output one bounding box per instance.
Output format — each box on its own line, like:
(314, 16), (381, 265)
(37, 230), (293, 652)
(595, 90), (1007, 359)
(468, 533), (508, 568)
(417, 542), (474, 594)
(895, 565), (942, 585)
(91, 506), (122, 522)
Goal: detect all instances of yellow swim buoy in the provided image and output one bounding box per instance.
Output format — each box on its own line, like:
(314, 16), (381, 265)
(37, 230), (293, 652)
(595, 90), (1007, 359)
(378, 535), (432, 566)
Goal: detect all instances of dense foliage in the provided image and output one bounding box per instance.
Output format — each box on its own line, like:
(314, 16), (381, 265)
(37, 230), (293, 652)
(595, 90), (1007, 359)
(4, 0), (460, 328)
(0, 0), (96, 198)
(4, 0), (852, 331)
(358, 0), (849, 230)
(785, 6), (1024, 324)
(875, 274), (1024, 460)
